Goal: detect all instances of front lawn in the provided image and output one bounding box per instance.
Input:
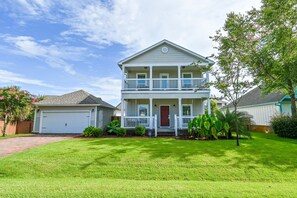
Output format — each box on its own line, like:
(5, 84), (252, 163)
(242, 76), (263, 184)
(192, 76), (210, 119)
(0, 133), (296, 197)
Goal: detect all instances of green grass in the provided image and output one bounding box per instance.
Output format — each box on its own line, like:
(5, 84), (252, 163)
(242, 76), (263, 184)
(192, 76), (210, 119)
(0, 133), (32, 139)
(0, 132), (296, 197)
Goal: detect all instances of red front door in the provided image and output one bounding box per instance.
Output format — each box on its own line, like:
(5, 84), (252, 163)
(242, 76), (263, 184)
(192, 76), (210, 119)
(160, 106), (170, 126)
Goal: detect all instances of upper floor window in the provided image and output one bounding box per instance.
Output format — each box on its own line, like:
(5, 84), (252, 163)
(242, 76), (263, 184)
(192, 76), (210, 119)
(182, 73), (193, 88)
(136, 73), (147, 88)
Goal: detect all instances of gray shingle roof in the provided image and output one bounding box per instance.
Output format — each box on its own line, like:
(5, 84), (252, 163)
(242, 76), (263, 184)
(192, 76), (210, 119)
(35, 90), (115, 109)
(224, 87), (285, 108)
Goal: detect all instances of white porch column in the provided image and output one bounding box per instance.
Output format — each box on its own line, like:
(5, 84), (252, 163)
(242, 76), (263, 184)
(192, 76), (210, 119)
(206, 71), (210, 83)
(178, 65), (181, 90)
(178, 98), (182, 128)
(94, 106), (98, 127)
(207, 97), (211, 115)
(33, 109), (37, 132)
(122, 65), (125, 90)
(149, 98), (153, 129)
(149, 65), (153, 91)
(121, 98), (124, 127)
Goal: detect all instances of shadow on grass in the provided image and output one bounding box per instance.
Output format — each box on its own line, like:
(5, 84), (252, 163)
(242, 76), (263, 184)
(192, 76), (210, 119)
(84, 134), (297, 172)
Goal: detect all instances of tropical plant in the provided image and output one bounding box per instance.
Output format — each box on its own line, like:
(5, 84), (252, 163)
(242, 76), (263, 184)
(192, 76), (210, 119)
(215, 108), (252, 139)
(83, 126), (104, 137)
(107, 120), (120, 134)
(135, 126), (146, 136)
(0, 86), (34, 136)
(188, 114), (228, 140)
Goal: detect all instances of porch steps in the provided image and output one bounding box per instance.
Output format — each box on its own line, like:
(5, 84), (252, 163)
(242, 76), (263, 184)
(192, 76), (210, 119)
(157, 132), (175, 137)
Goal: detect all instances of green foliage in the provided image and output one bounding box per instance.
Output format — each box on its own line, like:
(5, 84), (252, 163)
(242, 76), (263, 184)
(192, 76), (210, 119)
(271, 115), (297, 138)
(210, 99), (219, 115)
(135, 126), (146, 136)
(116, 127), (126, 137)
(107, 120), (121, 134)
(0, 86), (34, 136)
(83, 126), (103, 137)
(215, 108), (251, 138)
(243, 0), (297, 116)
(188, 110), (251, 140)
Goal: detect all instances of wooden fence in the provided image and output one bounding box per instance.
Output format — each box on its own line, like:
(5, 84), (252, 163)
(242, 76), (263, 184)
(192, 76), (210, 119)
(0, 121), (33, 135)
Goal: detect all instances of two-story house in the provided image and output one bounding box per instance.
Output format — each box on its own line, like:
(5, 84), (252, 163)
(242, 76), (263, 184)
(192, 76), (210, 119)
(118, 40), (215, 136)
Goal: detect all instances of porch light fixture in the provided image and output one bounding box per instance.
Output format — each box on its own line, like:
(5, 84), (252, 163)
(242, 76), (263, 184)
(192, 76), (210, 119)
(154, 104), (157, 107)
(91, 109), (95, 112)
(173, 104), (176, 107)
(182, 66), (185, 69)
(144, 67), (148, 69)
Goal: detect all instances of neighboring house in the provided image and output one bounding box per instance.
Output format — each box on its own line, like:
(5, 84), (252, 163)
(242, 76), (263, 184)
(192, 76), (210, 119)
(224, 86), (296, 129)
(216, 99), (228, 109)
(33, 90), (115, 134)
(118, 39), (215, 136)
(114, 103), (122, 116)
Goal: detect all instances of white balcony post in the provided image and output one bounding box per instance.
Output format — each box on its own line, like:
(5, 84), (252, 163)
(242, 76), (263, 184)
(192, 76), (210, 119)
(33, 109), (37, 132)
(150, 65), (153, 90)
(121, 98), (124, 127)
(178, 98), (182, 129)
(178, 65), (181, 90)
(154, 114), (158, 137)
(207, 97), (211, 115)
(206, 71), (210, 83)
(149, 98), (153, 129)
(122, 65), (125, 90)
(174, 114), (177, 136)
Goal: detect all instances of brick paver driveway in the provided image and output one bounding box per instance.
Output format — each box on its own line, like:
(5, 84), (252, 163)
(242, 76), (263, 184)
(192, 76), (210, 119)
(0, 135), (75, 157)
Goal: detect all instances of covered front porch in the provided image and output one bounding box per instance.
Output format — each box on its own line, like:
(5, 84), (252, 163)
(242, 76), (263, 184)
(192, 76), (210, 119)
(121, 98), (208, 136)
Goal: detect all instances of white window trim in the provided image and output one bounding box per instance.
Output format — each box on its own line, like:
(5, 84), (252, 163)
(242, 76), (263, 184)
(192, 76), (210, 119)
(138, 104), (149, 117)
(182, 104), (192, 116)
(182, 72), (193, 87)
(160, 73), (169, 89)
(136, 73), (148, 88)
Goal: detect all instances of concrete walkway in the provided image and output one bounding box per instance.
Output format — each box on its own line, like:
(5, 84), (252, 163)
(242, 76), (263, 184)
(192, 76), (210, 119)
(0, 135), (75, 158)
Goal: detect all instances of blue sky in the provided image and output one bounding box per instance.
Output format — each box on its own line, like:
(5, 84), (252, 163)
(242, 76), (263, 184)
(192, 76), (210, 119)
(0, 0), (260, 105)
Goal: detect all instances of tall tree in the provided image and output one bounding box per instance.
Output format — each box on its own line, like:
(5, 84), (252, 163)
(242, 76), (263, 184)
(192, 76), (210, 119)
(211, 12), (254, 146)
(244, 0), (297, 116)
(0, 86), (34, 136)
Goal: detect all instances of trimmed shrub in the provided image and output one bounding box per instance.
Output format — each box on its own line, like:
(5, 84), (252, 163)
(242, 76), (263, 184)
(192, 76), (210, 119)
(90, 127), (103, 137)
(83, 126), (103, 137)
(271, 115), (297, 138)
(116, 127), (126, 137)
(135, 126), (146, 136)
(83, 126), (95, 137)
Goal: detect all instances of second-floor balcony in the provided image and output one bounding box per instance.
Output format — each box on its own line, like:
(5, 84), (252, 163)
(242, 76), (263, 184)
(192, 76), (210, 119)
(123, 78), (207, 91)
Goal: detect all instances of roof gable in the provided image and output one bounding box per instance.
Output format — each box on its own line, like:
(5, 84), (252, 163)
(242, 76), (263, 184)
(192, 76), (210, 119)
(118, 39), (214, 66)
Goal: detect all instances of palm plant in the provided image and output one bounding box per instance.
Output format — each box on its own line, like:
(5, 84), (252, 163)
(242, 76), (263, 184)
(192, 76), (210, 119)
(215, 108), (252, 139)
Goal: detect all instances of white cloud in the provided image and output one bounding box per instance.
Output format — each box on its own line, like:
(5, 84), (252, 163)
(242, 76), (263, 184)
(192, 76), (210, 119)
(11, 0), (261, 56)
(2, 35), (88, 75)
(88, 77), (121, 101)
(0, 69), (56, 88)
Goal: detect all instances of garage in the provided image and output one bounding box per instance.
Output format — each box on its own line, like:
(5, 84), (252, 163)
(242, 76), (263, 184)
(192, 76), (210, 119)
(33, 90), (115, 134)
(41, 111), (90, 133)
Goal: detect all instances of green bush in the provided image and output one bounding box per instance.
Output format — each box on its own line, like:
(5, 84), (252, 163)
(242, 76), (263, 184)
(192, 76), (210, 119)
(271, 115), (297, 138)
(116, 127), (126, 137)
(107, 120), (121, 134)
(90, 127), (103, 137)
(83, 126), (103, 137)
(83, 126), (95, 137)
(135, 126), (146, 136)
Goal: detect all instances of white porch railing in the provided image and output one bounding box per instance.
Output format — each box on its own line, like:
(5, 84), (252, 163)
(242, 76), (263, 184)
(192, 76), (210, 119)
(123, 116), (150, 128)
(175, 115), (196, 136)
(123, 78), (207, 91)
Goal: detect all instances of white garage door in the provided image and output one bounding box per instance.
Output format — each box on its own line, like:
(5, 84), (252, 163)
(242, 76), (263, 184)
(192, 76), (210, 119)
(41, 111), (90, 133)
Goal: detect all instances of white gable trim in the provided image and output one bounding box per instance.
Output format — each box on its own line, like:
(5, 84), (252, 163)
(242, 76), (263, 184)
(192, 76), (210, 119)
(118, 39), (215, 67)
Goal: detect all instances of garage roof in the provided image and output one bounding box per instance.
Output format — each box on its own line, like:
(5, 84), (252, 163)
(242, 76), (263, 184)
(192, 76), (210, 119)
(35, 90), (115, 109)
